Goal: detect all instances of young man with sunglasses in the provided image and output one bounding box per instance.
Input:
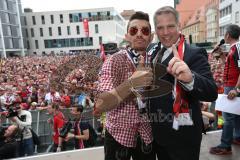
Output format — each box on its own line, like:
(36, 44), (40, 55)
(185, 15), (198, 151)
(147, 6), (217, 160)
(94, 11), (155, 160)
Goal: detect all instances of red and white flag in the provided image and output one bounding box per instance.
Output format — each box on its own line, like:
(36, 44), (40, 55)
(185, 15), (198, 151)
(83, 18), (89, 37)
(100, 44), (106, 62)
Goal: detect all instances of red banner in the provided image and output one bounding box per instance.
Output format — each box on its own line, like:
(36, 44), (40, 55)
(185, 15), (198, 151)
(100, 44), (106, 62)
(83, 18), (89, 37)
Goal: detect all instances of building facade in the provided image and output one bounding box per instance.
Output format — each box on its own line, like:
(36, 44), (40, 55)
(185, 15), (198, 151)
(181, 6), (206, 43)
(23, 7), (126, 55)
(205, 0), (219, 45)
(0, 0), (26, 58)
(232, 0), (240, 26)
(218, 0), (237, 40)
(176, 0), (209, 29)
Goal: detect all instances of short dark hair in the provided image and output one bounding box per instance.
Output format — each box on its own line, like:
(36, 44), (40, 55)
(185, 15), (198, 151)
(127, 11), (151, 31)
(226, 24), (240, 40)
(73, 104), (83, 113)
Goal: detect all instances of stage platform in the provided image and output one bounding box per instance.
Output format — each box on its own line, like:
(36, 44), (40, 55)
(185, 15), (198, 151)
(17, 130), (240, 160)
(200, 130), (239, 160)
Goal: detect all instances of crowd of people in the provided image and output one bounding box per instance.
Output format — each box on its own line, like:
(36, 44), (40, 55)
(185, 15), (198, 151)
(0, 52), (101, 112)
(0, 5), (240, 160)
(0, 52), (103, 159)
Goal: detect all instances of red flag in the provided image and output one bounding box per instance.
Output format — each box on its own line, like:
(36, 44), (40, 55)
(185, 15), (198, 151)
(83, 18), (89, 37)
(100, 44), (106, 62)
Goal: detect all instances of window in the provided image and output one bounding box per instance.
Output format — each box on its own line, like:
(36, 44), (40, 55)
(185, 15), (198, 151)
(88, 12), (92, 20)
(76, 25), (80, 34)
(27, 40), (30, 49)
(107, 11), (111, 20)
(40, 28), (43, 37)
(69, 14), (73, 22)
(50, 15), (54, 24)
(67, 26), (71, 35)
(41, 15), (45, 24)
(60, 14), (63, 23)
(73, 13), (79, 22)
(31, 28), (34, 37)
(58, 27), (61, 36)
(95, 24), (99, 33)
(32, 16), (36, 25)
(99, 36), (102, 44)
(78, 13), (82, 21)
(25, 29), (28, 38)
(49, 27), (52, 36)
(44, 37), (93, 48)
(76, 38), (81, 46)
(236, 12), (239, 23)
(220, 5), (232, 18)
(24, 16), (27, 25)
(35, 40), (39, 49)
(70, 38), (75, 46)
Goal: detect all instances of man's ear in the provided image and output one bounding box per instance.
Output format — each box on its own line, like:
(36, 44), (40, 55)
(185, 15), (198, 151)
(225, 33), (229, 40)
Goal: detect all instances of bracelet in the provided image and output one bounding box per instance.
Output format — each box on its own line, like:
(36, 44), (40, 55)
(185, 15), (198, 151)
(128, 78), (142, 98)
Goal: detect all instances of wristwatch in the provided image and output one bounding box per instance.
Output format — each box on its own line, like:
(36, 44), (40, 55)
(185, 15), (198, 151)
(234, 87), (240, 93)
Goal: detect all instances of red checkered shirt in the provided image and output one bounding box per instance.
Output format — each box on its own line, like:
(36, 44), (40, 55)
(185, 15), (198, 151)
(98, 50), (153, 147)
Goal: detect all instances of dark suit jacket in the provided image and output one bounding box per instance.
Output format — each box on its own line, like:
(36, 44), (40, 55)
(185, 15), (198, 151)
(149, 43), (218, 147)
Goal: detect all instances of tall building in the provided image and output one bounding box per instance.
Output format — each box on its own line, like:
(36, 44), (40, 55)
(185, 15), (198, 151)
(205, 0), (219, 45)
(219, 0), (240, 40)
(176, 0), (209, 29)
(0, 0), (26, 58)
(232, 0), (240, 26)
(23, 7), (126, 55)
(181, 6), (206, 43)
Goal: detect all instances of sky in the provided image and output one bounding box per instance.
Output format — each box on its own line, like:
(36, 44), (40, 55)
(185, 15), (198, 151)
(21, 0), (174, 25)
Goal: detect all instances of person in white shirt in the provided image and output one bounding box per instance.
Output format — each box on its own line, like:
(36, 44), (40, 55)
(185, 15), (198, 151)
(9, 103), (34, 156)
(44, 87), (61, 104)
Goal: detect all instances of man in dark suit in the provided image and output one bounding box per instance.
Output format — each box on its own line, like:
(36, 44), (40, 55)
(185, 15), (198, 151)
(148, 6), (218, 160)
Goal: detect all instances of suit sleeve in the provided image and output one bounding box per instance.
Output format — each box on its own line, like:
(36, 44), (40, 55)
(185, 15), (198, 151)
(186, 47), (218, 102)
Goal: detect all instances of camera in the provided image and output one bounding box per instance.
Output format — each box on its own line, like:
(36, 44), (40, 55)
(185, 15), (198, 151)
(59, 119), (72, 138)
(6, 108), (18, 118)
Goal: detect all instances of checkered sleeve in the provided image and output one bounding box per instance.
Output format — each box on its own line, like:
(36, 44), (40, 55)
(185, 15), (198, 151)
(97, 54), (123, 93)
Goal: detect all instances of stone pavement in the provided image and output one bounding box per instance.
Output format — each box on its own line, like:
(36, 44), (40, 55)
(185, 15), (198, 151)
(200, 130), (240, 160)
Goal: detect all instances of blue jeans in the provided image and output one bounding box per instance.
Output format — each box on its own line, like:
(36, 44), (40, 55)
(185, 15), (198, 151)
(19, 138), (34, 156)
(219, 87), (240, 148)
